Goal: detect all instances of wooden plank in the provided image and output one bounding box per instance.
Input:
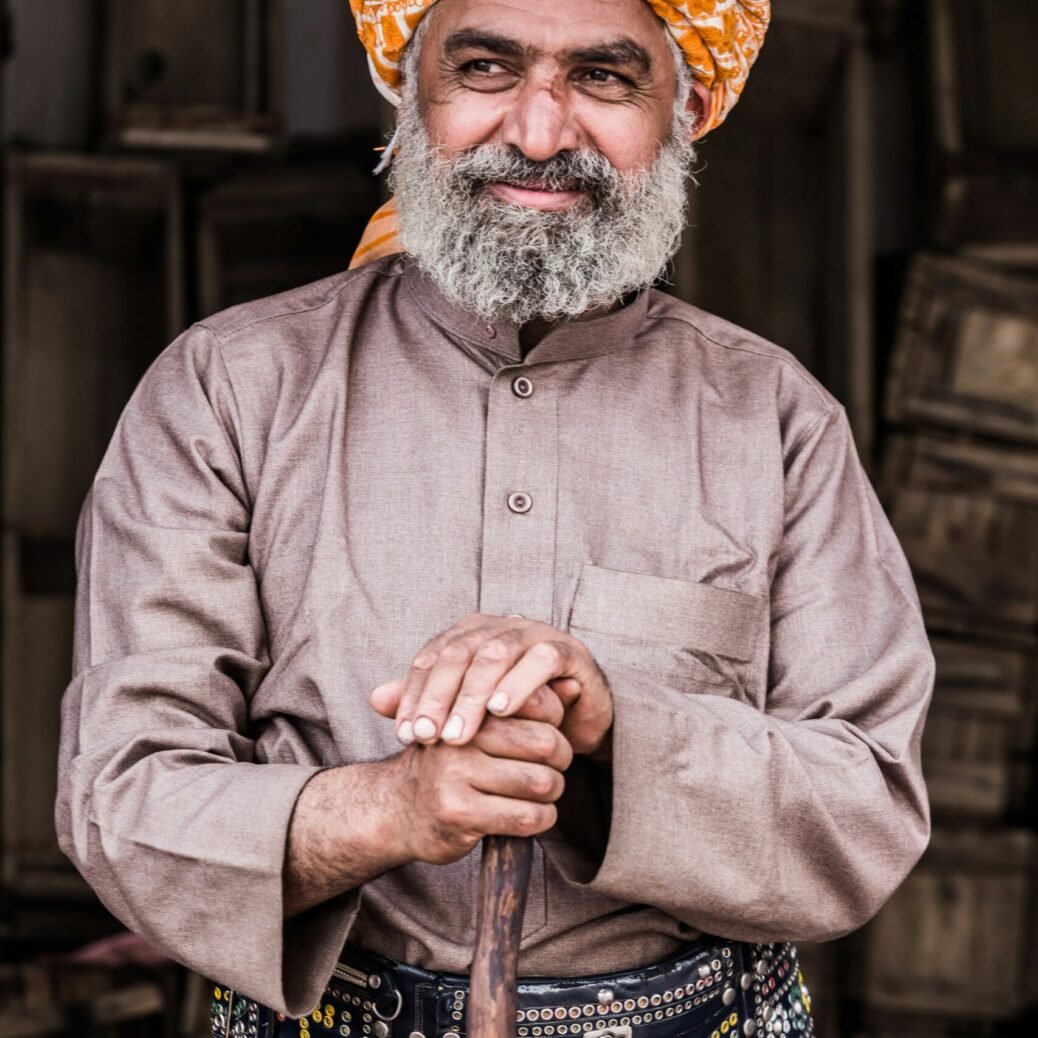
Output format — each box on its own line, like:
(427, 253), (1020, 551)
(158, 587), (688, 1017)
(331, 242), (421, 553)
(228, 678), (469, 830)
(2, 152), (184, 536)
(196, 161), (377, 318)
(882, 433), (1038, 637)
(886, 254), (1038, 447)
(936, 165), (1038, 265)
(1, 153), (184, 904)
(104, 0), (283, 148)
(923, 636), (1036, 819)
(862, 828), (1038, 1018)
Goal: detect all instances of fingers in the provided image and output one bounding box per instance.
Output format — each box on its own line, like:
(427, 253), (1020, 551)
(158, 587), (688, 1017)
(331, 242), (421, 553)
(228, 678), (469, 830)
(514, 685), (565, 727)
(369, 679), (404, 719)
(397, 617), (533, 745)
(469, 753), (566, 804)
(474, 717), (574, 773)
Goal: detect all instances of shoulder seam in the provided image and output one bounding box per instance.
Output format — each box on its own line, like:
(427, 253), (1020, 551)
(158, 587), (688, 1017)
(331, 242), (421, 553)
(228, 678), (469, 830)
(649, 307), (834, 415)
(196, 265), (385, 344)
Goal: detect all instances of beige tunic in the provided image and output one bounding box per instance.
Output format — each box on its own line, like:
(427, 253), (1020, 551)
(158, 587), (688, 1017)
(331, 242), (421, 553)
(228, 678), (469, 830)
(55, 254), (934, 1017)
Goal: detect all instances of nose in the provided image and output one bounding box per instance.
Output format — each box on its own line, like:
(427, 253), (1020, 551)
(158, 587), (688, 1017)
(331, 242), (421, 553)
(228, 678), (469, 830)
(499, 77), (580, 162)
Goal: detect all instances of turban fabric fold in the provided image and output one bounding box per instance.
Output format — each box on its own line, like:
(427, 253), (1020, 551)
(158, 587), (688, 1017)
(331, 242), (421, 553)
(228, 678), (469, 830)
(347, 0), (770, 269)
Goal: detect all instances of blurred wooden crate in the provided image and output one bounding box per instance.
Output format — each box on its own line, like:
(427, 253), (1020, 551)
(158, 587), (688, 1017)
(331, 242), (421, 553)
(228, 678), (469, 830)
(104, 0), (283, 151)
(2, 152), (184, 909)
(2, 152), (185, 537)
(923, 636), (1038, 820)
(196, 160), (377, 318)
(862, 827), (1038, 1019)
(935, 166), (1038, 267)
(885, 254), (1038, 447)
(929, 0), (1038, 159)
(881, 433), (1038, 638)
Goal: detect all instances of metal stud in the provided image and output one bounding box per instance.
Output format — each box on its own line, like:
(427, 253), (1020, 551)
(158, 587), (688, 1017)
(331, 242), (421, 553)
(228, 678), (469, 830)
(743, 1021), (757, 1036)
(597, 989), (614, 1006)
(762, 1006), (775, 1023)
(723, 988), (736, 1007)
(699, 964), (712, 979)
(740, 973), (753, 990)
(373, 1023), (389, 1038)
(369, 977), (382, 991)
(755, 960), (768, 976)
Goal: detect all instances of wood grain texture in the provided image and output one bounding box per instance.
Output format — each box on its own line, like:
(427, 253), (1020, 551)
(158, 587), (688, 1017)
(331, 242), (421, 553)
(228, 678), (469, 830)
(468, 835), (533, 1038)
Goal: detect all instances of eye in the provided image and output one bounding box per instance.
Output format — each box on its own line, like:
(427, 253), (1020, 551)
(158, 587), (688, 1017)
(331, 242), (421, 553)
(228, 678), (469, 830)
(581, 67), (626, 85)
(463, 58), (507, 76)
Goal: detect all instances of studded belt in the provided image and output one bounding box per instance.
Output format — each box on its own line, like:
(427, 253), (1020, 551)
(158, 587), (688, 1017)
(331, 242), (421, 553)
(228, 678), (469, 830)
(210, 937), (814, 1038)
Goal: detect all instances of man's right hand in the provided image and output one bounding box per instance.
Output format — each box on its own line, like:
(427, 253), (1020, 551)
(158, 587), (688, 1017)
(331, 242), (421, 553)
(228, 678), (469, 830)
(379, 683), (574, 866)
(283, 684), (571, 916)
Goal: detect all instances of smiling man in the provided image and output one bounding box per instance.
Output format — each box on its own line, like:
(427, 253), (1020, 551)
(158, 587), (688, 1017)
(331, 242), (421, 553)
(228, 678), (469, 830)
(56, 2), (934, 1037)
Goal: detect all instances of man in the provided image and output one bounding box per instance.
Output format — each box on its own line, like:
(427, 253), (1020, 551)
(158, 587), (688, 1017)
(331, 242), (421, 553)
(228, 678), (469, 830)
(55, 1), (934, 1036)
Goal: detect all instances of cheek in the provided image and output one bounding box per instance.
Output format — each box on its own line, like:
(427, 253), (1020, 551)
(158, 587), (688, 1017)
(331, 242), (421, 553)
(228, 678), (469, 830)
(582, 110), (672, 173)
(423, 96), (506, 153)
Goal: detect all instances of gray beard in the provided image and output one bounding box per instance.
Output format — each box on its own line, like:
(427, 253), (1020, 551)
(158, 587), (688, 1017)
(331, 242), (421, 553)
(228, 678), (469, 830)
(390, 102), (695, 325)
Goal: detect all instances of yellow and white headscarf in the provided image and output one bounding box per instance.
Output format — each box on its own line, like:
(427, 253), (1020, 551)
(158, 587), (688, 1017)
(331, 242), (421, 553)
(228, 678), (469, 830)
(348, 0), (771, 268)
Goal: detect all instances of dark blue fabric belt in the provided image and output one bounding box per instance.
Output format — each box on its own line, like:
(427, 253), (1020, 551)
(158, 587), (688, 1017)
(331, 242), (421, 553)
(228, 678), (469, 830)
(211, 936), (814, 1038)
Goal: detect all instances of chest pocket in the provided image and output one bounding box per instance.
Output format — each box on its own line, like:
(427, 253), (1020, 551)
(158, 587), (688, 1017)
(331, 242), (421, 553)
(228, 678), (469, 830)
(567, 564), (766, 695)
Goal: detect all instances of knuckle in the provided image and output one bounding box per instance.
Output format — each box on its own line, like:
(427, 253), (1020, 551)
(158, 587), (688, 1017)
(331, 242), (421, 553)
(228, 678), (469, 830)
(526, 767), (554, 798)
(476, 639), (510, 662)
(532, 640), (564, 665)
(439, 641), (470, 664)
(529, 726), (557, 760)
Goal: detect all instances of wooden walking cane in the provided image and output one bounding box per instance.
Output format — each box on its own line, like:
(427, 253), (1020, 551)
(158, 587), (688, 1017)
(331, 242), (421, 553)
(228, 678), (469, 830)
(468, 834), (534, 1038)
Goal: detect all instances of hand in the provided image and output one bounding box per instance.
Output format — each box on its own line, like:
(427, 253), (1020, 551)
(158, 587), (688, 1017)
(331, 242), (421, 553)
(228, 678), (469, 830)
(376, 613), (614, 756)
(373, 682), (574, 866)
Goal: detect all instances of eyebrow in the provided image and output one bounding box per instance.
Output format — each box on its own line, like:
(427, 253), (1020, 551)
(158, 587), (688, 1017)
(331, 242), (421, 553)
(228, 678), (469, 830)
(443, 29), (530, 61)
(565, 39), (652, 76)
(443, 30), (653, 77)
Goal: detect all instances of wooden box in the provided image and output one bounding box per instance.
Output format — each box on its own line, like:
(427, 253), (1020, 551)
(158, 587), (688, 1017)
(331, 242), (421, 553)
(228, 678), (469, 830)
(923, 636), (1037, 820)
(2, 153), (185, 905)
(881, 433), (1038, 637)
(672, 0), (875, 454)
(2, 153), (185, 537)
(928, 0), (1038, 159)
(886, 254), (1038, 447)
(862, 827), (1038, 1019)
(104, 0), (282, 151)
(196, 161), (378, 318)
(935, 167), (1038, 267)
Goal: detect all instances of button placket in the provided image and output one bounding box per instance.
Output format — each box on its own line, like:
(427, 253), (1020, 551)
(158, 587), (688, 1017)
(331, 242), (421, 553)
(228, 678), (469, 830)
(479, 368), (558, 625)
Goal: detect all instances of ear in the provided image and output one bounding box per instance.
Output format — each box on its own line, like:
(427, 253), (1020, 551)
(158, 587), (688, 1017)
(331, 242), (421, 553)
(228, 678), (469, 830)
(687, 80), (714, 141)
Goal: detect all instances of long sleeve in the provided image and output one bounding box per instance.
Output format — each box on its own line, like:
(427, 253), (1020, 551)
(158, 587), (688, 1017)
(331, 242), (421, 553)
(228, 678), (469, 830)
(542, 405), (934, 942)
(54, 326), (359, 1015)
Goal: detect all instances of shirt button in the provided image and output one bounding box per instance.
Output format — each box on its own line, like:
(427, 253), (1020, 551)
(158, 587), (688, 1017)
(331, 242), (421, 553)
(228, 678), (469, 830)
(507, 492), (532, 514)
(512, 375), (534, 398)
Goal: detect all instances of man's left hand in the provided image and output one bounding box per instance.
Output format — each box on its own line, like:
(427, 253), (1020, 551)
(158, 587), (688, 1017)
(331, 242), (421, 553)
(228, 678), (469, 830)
(375, 614), (613, 757)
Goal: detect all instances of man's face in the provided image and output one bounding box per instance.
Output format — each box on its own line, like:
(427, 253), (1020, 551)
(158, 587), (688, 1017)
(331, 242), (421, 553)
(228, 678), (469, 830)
(390, 0), (698, 325)
(414, 0), (685, 211)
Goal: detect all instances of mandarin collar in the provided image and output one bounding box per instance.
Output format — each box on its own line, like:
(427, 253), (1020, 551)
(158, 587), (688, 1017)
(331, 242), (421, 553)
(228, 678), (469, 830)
(397, 254), (650, 366)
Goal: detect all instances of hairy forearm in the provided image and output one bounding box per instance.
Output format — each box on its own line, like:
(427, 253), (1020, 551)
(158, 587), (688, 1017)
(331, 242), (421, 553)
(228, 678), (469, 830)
(283, 757), (411, 918)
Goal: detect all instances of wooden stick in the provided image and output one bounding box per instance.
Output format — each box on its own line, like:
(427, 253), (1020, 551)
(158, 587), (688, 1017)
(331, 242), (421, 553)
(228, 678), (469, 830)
(468, 835), (534, 1038)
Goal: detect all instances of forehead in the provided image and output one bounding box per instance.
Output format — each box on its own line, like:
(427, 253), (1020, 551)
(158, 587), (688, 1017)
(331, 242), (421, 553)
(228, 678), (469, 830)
(425, 0), (672, 60)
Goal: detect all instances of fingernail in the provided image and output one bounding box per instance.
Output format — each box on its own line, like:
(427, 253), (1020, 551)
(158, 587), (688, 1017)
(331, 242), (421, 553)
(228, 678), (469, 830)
(413, 716), (438, 741)
(488, 692), (510, 714)
(442, 715), (464, 741)
(397, 720), (414, 745)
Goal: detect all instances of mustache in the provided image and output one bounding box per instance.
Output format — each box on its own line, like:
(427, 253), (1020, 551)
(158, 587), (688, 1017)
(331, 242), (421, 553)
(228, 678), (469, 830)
(441, 144), (621, 204)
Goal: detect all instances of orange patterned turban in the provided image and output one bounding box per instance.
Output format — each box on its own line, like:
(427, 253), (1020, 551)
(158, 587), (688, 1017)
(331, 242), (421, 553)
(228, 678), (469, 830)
(349, 0), (770, 134)
(347, 0), (771, 268)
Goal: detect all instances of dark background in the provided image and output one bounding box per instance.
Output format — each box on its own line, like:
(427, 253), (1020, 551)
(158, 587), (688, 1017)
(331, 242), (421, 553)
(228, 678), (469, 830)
(1, 1), (1037, 1035)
